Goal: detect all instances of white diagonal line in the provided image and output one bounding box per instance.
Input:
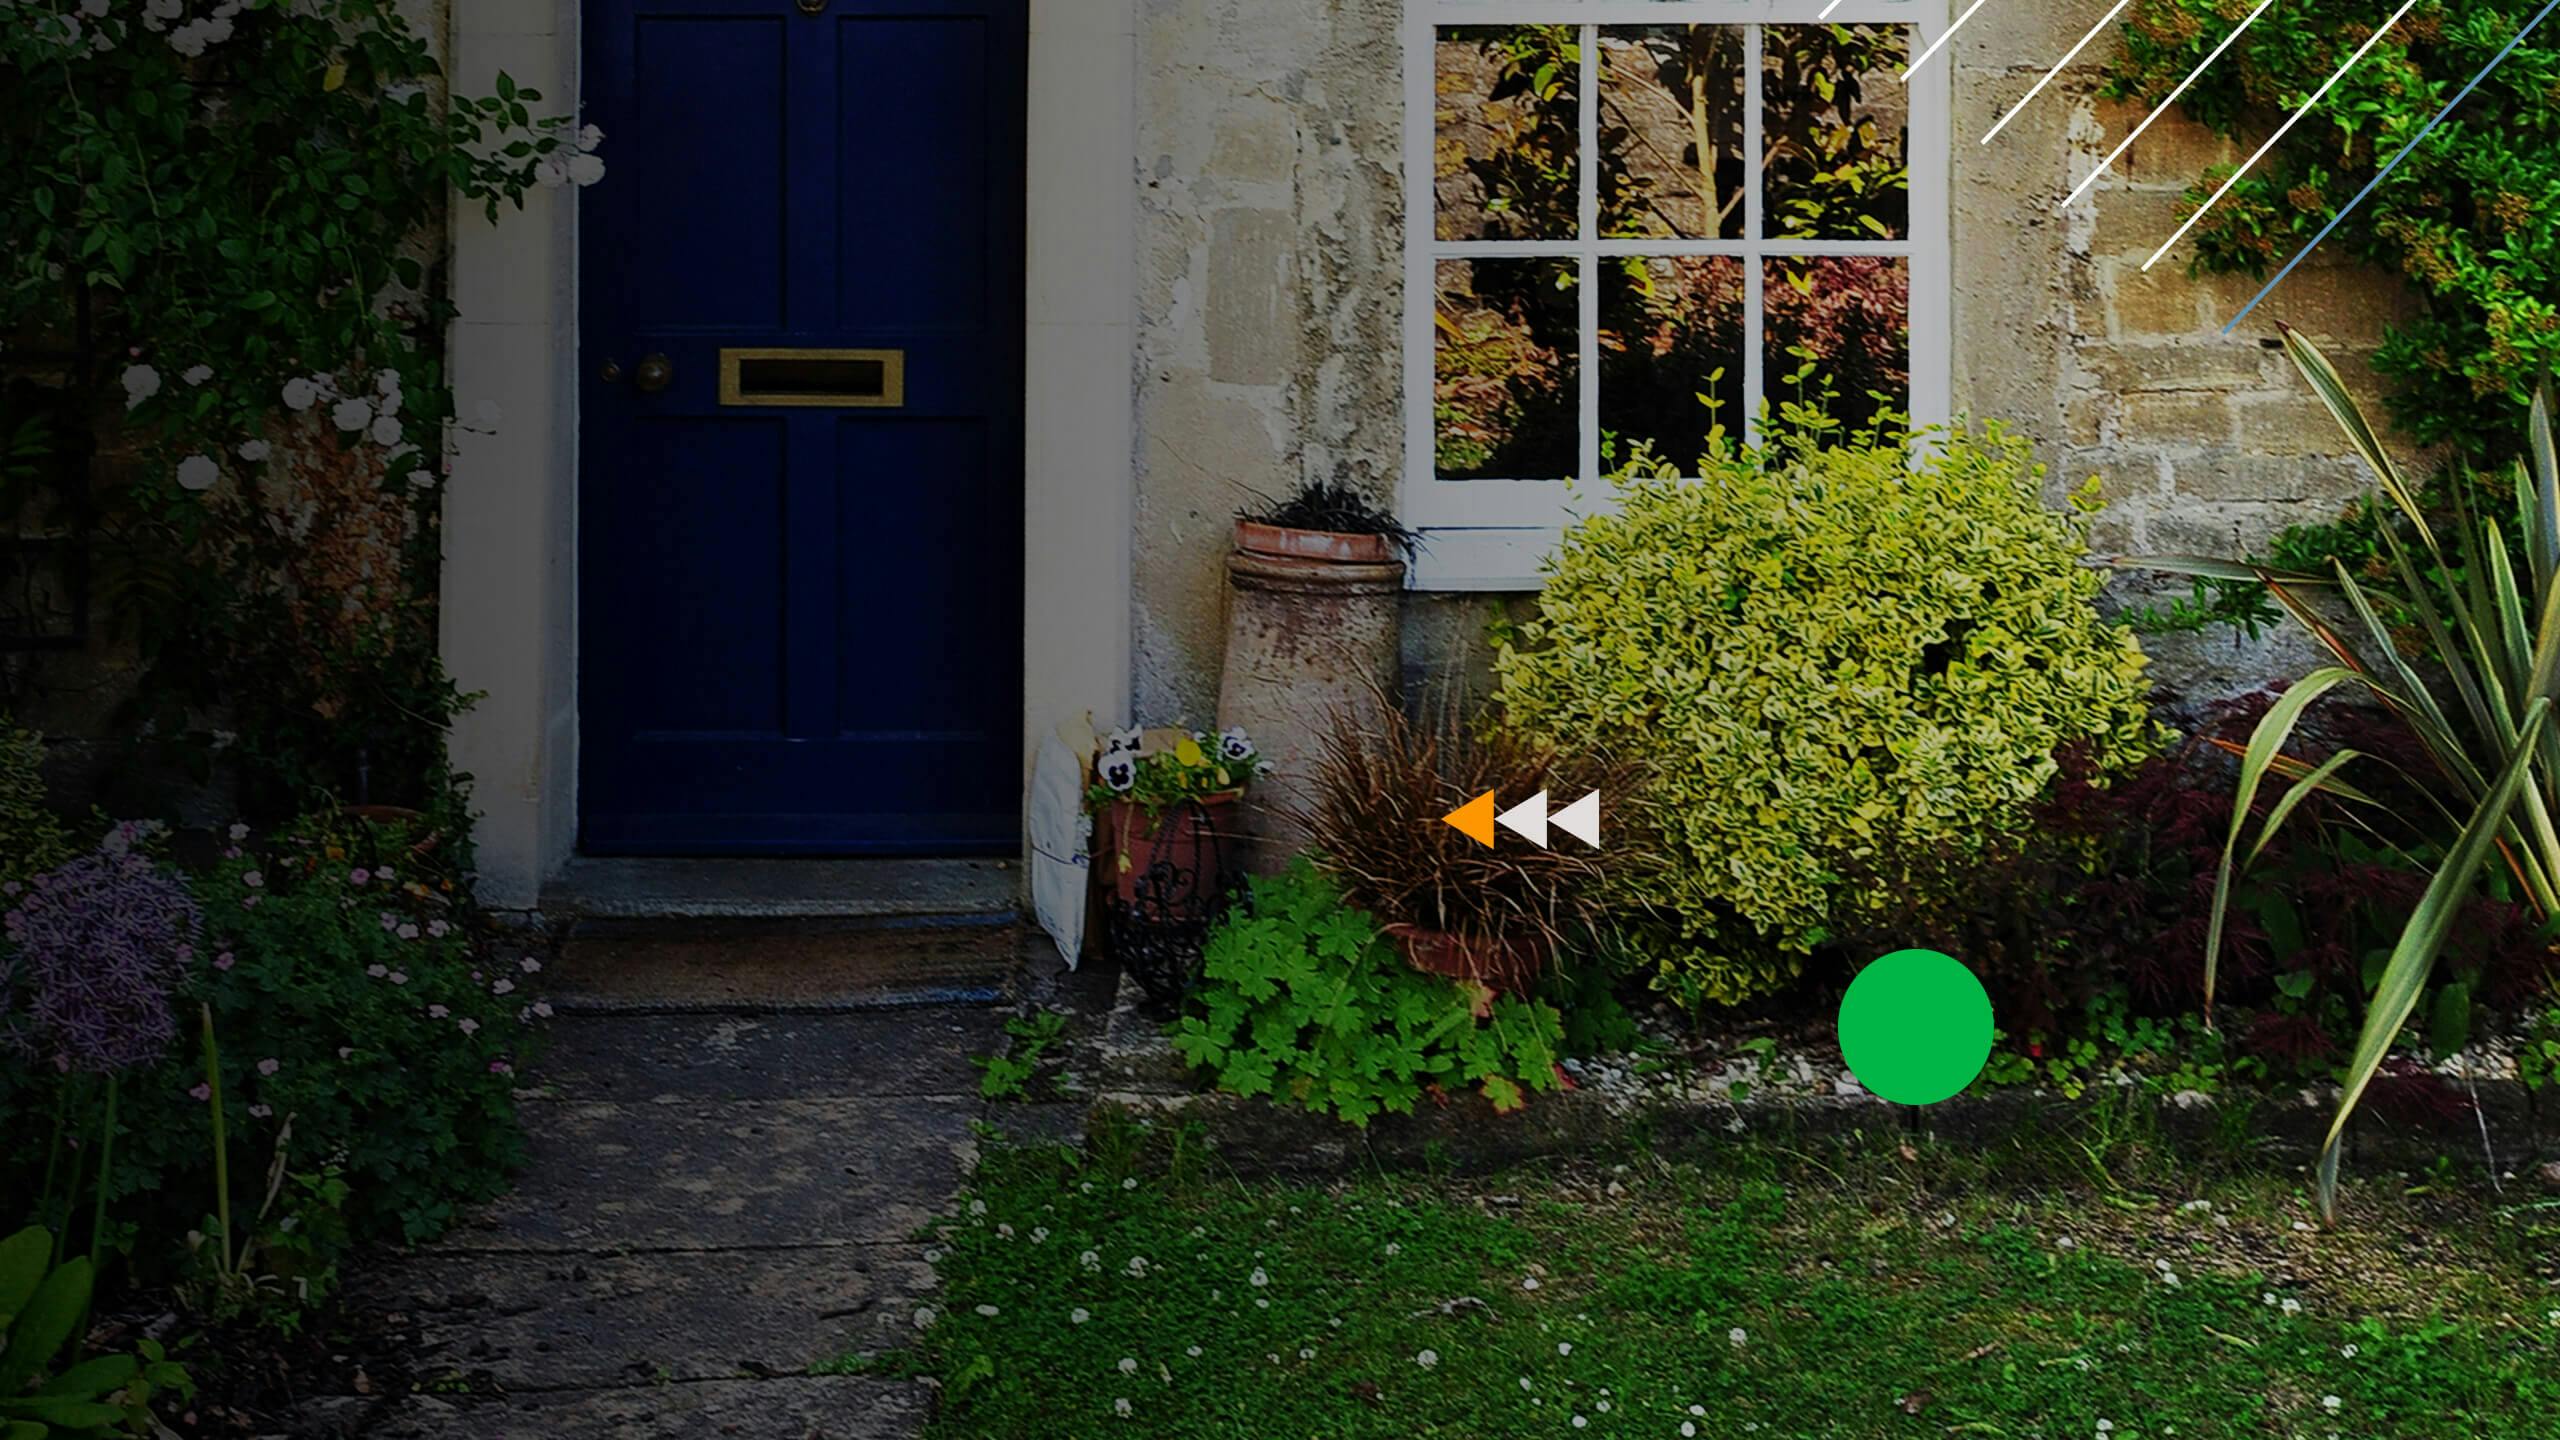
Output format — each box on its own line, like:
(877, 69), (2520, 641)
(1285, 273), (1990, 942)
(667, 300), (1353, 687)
(2144, 0), (2416, 270)
(1902, 0), (1995, 81)
(1819, 0), (1844, 16)
(2057, 0), (2279, 211)
(1982, 0), (2133, 144)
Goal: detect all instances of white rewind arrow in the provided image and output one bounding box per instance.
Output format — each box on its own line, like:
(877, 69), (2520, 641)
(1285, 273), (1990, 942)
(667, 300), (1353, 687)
(1494, 790), (1602, 849)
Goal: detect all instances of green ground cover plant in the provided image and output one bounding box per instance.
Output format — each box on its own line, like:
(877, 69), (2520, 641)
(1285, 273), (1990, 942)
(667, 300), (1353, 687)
(874, 1124), (2560, 1439)
(0, 805), (536, 1334)
(1168, 863), (1566, 1122)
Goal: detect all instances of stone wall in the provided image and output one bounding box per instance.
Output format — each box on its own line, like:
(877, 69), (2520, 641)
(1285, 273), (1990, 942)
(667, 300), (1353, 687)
(1952, 0), (2412, 704)
(1130, 0), (2424, 724)
(1132, 0), (1408, 723)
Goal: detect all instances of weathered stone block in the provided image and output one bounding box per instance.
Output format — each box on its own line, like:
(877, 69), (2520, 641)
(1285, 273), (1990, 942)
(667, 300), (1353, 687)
(2096, 99), (2233, 179)
(2081, 339), (2272, 394)
(1206, 208), (1295, 386)
(2169, 452), (2369, 505)
(2122, 389), (2232, 447)
(2105, 257), (2212, 338)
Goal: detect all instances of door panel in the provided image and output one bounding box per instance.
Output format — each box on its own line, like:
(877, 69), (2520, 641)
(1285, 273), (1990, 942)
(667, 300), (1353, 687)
(580, 0), (1027, 855)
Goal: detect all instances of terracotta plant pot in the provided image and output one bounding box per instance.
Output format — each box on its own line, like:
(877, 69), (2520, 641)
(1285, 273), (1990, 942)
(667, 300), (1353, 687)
(1097, 790), (1245, 1006)
(1381, 923), (1549, 995)
(1233, 519), (1400, 565)
(1099, 791), (1244, 905)
(1218, 521), (1406, 867)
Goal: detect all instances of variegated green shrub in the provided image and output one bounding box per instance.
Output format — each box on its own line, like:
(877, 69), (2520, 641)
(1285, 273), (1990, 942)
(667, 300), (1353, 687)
(1495, 430), (2157, 1005)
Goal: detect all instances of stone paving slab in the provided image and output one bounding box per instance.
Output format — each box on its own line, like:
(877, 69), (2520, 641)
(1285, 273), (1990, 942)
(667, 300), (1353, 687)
(444, 1097), (978, 1252)
(331, 1376), (931, 1439)
(350, 1246), (936, 1390)
(531, 1011), (999, 1101)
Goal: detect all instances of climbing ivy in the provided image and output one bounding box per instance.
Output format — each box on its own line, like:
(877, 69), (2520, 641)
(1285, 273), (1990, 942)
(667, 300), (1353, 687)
(2108, 0), (2560, 455)
(0, 0), (595, 808)
(1169, 862), (1567, 1125)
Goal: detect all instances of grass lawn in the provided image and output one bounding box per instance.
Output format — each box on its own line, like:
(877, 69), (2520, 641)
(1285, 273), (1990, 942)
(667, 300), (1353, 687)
(859, 1114), (2560, 1439)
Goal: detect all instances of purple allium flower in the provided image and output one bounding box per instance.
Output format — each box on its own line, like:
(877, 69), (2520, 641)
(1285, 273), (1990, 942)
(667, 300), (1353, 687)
(3, 853), (202, 1074)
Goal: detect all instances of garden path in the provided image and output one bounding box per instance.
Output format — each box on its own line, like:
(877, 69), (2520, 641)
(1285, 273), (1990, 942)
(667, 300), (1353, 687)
(291, 921), (1093, 1439)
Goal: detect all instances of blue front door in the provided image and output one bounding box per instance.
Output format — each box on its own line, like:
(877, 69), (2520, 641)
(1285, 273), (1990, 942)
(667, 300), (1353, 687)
(578, 0), (1027, 855)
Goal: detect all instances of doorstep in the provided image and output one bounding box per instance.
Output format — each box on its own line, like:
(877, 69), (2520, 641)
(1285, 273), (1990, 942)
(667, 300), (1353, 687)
(542, 855), (1022, 922)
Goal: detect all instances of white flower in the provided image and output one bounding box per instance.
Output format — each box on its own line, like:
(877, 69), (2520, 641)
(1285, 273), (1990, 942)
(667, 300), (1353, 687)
(912, 1306), (935, 1330)
(568, 152), (608, 187)
(1102, 726), (1144, 756)
(2097, 1424), (2113, 1435)
(175, 455), (220, 492)
(534, 154), (573, 189)
(1682, 1426), (1697, 1438)
(237, 439), (271, 462)
(1521, 1276), (1539, 1290)
(1184, 1345), (1201, 1358)
(331, 397), (373, 432)
(371, 415), (404, 447)
(144, 0), (181, 26)
(2341, 1344), (2358, 1359)
(1122, 1177), (1138, 1191)
(1097, 754), (1137, 792)
(1070, 1308), (1090, 1325)
(974, 1304), (999, 1317)
(1728, 1327), (1748, 1347)
(1571, 1417), (1587, 1430)
(1297, 1348), (1313, 1360)
(122, 364), (162, 410)
(377, 369), (403, 397)
(80, 0), (108, 17)
(1414, 1349), (1438, 1368)
(1116, 1357), (1137, 1375)
(2057, 1236), (2077, 1250)
(1112, 1398), (1131, 1418)
(967, 1198), (987, 1216)
(282, 377), (321, 411)
(577, 123), (607, 152)
(2282, 1298), (2302, 1316)
(179, 364), (213, 387)
(1218, 726), (1253, 761)
(1556, 1342), (1572, 1356)
(2322, 1395), (2342, 1413)
(1248, 1267), (1268, 1288)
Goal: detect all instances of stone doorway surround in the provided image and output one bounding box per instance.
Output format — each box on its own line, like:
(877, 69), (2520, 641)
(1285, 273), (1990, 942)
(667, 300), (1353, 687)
(442, 0), (1140, 910)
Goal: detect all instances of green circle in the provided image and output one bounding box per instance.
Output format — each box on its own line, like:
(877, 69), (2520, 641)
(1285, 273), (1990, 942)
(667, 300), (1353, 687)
(1837, 949), (1993, 1106)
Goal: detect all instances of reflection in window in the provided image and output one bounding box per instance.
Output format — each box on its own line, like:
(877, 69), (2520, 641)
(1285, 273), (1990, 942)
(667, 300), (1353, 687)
(1601, 257), (1746, 473)
(1435, 258), (1580, 480)
(1764, 257), (1911, 436)
(1601, 27), (1745, 241)
(1436, 26), (1581, 242)
(1764, 25), (1910, 241)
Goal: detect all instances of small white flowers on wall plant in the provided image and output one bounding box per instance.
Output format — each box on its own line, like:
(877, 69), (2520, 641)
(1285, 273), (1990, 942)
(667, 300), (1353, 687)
(121, 364), (161, 410)
(174, 454), (219, 492)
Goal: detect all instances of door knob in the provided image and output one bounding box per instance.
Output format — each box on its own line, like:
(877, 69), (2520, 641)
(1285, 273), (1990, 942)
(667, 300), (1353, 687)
(598, 359), (624, 384)
(634, 354), (673, 394)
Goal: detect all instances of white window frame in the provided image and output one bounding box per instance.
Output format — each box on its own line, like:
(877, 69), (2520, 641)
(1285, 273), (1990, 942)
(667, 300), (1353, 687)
(1402, 0), (1952, 590)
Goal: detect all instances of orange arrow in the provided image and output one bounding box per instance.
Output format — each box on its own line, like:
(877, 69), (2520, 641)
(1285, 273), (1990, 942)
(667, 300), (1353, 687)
(1443, 790), (1497, 847)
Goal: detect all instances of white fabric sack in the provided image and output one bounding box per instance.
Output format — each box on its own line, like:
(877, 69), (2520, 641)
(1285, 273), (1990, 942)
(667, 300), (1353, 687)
(1028, 717), (1097, 968)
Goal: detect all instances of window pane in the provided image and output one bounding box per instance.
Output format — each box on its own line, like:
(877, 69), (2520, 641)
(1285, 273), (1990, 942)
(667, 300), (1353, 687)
(1436, 26), (1582, 242)
(1762, 24), (1910, 241)
(1600, 257), (1744, 476)
(1599, 26), (1744, 241)
(1435, 258), (1580, 481)
(1763, 256), (1911, 435)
